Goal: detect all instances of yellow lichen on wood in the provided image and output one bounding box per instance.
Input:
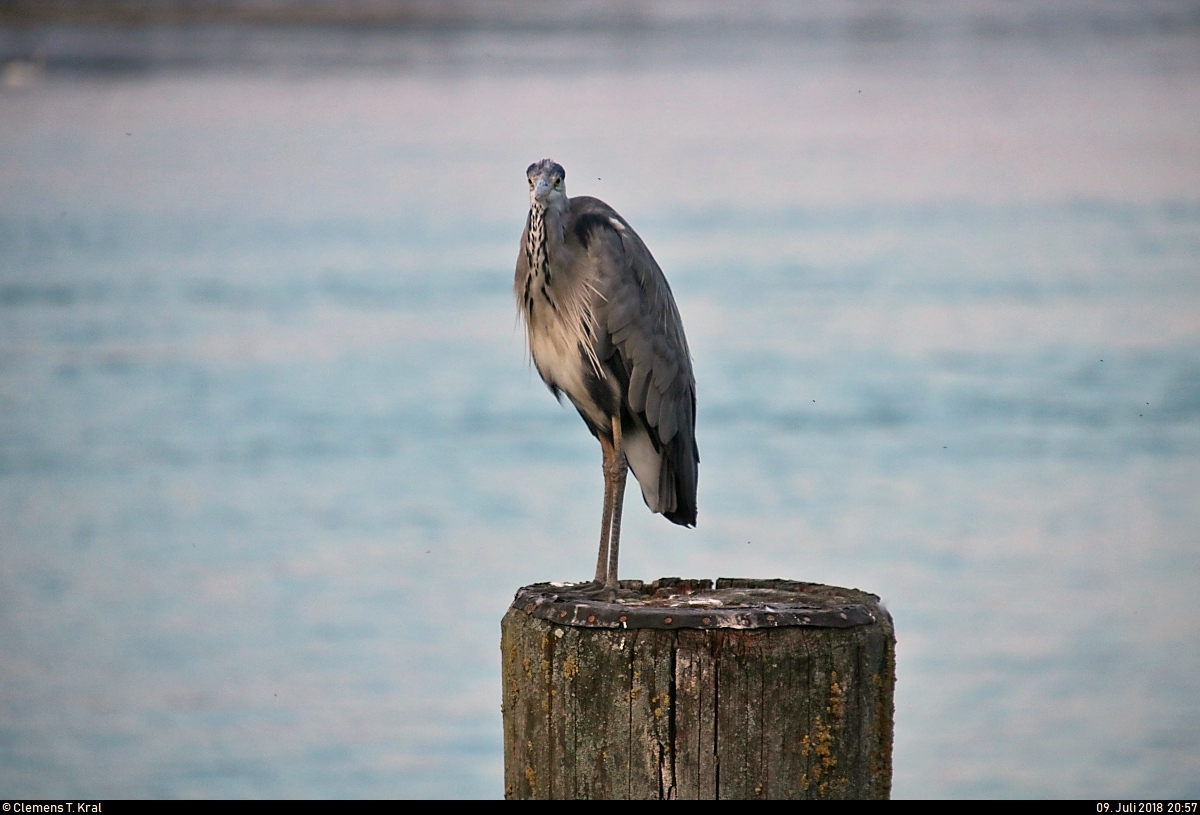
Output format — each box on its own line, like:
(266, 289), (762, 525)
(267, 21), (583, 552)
(828, 670), (845, 721)
(808, 715), (837, 785)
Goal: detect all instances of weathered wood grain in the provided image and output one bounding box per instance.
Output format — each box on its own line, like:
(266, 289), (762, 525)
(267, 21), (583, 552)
(628, 629), (675, 799)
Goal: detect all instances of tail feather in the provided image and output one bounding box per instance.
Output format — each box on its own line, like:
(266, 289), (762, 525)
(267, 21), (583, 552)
(661, 432), (698, 527)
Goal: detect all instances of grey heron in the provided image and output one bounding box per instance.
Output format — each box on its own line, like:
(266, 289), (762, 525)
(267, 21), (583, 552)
(515, 159), (698, 593)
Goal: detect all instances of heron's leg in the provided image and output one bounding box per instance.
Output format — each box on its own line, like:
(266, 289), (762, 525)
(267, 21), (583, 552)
(605, 416), (628, 590)
(595, 433), (616, 584)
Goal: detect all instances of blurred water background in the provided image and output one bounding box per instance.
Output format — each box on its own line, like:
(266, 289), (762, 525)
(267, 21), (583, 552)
(2, 0), (1199, 799)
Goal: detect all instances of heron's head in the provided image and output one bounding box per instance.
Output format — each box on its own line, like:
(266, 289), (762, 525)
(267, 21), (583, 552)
(526, 159), (567, 209)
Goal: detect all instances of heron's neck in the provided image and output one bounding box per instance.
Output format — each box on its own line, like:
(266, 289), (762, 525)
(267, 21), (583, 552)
(519, 201), (602, 378)
(526, 203), (551, 287)
(528, 201), (571, 285)
(522, 201), (573, 324)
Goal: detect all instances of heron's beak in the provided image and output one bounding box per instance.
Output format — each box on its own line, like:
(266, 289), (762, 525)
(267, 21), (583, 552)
(532, 177), (552, 202)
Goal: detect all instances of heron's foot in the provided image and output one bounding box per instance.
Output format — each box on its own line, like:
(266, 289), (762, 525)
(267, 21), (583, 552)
(572, 580), (620, 603)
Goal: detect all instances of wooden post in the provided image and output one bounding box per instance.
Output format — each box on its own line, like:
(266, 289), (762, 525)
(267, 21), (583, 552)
(501, 578), (895, 800)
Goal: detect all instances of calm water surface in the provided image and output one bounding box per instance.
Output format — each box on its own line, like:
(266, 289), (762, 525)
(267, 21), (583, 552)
(2, 13), (1199, 798)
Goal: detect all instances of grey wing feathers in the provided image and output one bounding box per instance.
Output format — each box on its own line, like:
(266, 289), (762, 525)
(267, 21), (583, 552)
(570, 196), (699, 526)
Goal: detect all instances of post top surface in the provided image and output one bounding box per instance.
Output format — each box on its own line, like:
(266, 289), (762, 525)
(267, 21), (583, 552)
(510, 577), (882, 630)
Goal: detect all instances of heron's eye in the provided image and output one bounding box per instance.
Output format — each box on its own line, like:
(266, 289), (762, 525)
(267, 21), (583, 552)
(553, 178), (561, 187)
